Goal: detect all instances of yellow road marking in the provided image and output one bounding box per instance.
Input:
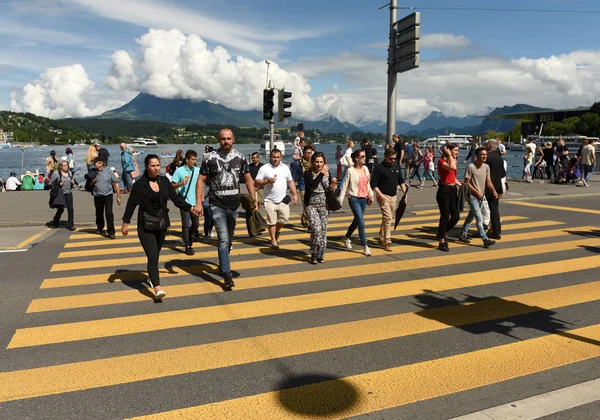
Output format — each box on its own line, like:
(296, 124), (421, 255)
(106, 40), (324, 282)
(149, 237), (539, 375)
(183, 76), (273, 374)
(12, 236), (600, 346)
(28, 239), (599, 313)
(129, 324), (600, 419)
(40, 224), (581, 290)
(64, 213), (468, 243)
(507, 201), (600, 215)
(410, 208), (440, 215)
(16, 228), (51, 249)
(4, 280), (600, 402)
(56, 215), (532, 259)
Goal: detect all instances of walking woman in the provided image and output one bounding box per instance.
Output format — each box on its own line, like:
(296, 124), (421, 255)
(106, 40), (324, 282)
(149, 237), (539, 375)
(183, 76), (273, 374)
(167, 149), (184, 178)
(304, 152), (336, 264)
(339, 149), (374, 256)
(422, 146), (438, 187)
(85, 145), (98, 172)
(50, 160), (76, 230)
(46, 150), (58, 176)
(121, 154), (192, 301)
(436, 143), (462, 252)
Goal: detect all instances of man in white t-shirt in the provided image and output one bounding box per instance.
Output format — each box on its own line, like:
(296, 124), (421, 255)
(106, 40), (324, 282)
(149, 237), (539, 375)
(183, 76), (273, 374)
(255, 149), (298, 249)
(5, 172), (22, 191)
(526, 137), (536, 156)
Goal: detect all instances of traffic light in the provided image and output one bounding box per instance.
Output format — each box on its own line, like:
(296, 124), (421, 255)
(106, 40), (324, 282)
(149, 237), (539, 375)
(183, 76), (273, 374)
(277, 88), (292, 122)
(263, 89), (274, 120)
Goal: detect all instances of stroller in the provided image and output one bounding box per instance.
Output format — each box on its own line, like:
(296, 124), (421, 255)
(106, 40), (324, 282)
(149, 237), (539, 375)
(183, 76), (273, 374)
(563, 158), (580, 184)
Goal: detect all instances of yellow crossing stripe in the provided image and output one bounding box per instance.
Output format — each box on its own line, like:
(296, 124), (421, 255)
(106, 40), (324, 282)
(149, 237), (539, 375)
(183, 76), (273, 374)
(410, 208), (440, 216)
(56, 216), (533, 259)
(3, 280), (600, 403)
(507, 201), (600, 215)
(29, 224), (577, 313)
(11, 236), (600, 347)
(129, 324), (600, 419)
(40, 222), (571, 289)
(65, 213), (469, 243)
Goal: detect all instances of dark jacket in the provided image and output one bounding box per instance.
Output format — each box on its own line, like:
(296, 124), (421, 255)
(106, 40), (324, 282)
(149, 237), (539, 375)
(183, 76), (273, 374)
(122, 174), (191, 226)
(98, 147), (110, 164)
(486, 150), (506, 194)
(303, 171), (327, 206)
(240, 193), (267, 237)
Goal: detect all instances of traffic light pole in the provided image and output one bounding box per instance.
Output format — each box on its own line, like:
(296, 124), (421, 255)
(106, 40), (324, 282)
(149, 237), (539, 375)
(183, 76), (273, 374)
(386, 0), (398, 146)
(269, 119), (275, 149)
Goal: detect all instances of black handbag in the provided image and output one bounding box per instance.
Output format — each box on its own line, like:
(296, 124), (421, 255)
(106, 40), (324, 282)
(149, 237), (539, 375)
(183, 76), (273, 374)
(141, 210), (166, 231)
(325, 190), (342, 212)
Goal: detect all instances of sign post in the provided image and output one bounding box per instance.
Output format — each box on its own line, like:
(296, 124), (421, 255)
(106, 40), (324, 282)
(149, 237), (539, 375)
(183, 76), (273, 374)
(386, 3), (421, 145)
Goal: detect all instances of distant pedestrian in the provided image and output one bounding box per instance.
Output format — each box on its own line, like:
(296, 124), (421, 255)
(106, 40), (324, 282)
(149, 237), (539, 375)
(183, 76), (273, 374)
(410, 142), (423, 188)
(484, 139), (506, 240)
(94, 142), (110, 165)
(361, 138), (376, 173)
(370, 147), (407, 252)
(120, 143), (136, 193)
(436, 143), (461, 252)
(249, 151), (264, 210)
(50, 160), (76, 231)
(122, 154), (192, 301)
(402, 139), (414, 181)
(339, 139), (354, 187)
(192, 128), (257, 290)
(172, 149), (200, 255)
(255, 149), (297, 249)
(581, 138), (596, 187)
(167, 149), (184, 180)
(291, 132), (305, 183)
(422, 147), (438, 187)
(458, 147), (497, 248)
(85, 145), (98, 172)
(64, 148), (80, 189)
(542, 142), (555, 180)
(339, 149), (374, 256)
(201, 146), (215, 242)
(304, 152), (336, 264)
(85, 157), (121, 239)
(335, 145), (343, 180)
(45, 150), (58, 176)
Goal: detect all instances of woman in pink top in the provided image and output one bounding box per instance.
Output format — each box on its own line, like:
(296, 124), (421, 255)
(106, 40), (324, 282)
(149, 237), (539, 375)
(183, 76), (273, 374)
(422, 147), (438, 188)
(338, 150), (374, 256)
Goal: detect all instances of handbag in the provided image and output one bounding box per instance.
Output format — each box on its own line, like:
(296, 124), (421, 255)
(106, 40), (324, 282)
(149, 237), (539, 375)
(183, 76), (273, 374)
(141, 210), (166, 231)
(325, 190), (342, 211)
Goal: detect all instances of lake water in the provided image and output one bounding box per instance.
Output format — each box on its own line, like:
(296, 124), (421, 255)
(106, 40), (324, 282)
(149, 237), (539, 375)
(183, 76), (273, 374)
(0, 143), (529, 182)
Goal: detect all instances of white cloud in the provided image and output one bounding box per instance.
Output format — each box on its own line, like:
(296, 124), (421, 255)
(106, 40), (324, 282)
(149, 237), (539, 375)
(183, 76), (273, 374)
(63, 0), (326, 56)
(105, 29), (318, 118)
(420, 33), (472, 50)
(0, 18), (88, 46)
(13, 64), (126, 118)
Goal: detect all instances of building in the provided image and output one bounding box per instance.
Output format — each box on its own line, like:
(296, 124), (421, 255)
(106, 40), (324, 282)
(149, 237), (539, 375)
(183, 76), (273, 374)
(486, 107), (594, 139)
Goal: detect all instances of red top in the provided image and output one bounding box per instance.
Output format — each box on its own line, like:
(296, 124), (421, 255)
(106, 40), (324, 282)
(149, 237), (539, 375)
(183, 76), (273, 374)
(437, 159), (457, 185)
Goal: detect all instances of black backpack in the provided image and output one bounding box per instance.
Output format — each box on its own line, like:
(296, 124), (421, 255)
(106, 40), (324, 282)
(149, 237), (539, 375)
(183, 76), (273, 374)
(84, 169), (98, 193)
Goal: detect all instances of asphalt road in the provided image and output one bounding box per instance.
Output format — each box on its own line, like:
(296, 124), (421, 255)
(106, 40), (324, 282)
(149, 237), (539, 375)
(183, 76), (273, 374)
(1, 195), (599, 419)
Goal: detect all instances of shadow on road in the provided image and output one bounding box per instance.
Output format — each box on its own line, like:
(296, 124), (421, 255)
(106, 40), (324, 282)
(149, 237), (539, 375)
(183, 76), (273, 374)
(107, 269), (154, 300)
(275, 373), (360, 417)
(413, 290), (600, 347)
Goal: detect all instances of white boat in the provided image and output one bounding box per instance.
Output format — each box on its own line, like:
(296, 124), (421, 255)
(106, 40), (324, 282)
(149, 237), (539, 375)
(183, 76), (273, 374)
(260, 134), (285, 156)
(1, 142), (11, 149)
(421, 134), (473, 150)
(132, 138), (158, 148)
(508, 143), (524, 151)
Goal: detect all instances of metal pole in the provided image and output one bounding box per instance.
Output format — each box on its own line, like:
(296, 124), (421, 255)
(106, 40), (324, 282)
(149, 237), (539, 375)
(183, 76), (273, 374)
(386, 0), (398, 145)
(269, 120), (275, 152)
(21, 147), (24, 175)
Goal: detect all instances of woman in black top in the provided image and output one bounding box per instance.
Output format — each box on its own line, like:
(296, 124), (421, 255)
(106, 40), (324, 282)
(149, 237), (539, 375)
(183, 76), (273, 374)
(542, 142), (555, 180)
(122, 154), (191, 301)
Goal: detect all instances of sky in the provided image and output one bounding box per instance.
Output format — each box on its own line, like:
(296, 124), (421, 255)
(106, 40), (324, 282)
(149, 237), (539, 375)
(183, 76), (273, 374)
(1, 0), (600, 125)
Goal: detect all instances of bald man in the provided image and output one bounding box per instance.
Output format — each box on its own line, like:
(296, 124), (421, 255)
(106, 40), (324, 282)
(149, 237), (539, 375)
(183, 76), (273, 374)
(120, 143), (135, 193)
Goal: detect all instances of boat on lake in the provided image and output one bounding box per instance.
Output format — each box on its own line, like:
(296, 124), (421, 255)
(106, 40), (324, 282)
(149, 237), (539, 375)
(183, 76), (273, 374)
(131, 138), (158, 148)
(421, 134), (473, 149)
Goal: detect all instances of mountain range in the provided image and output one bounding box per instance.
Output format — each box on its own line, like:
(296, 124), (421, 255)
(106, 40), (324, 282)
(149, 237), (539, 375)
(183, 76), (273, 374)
(98, 93), (550, 136)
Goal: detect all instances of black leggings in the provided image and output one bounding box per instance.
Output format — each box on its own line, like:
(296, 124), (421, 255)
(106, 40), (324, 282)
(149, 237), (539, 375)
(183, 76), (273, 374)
(436, 184), (460, 239)
(138, 225), (166, 286)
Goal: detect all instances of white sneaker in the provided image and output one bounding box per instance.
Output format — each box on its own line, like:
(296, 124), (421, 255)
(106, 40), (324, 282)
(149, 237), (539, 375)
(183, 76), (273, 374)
(343, 238), (352, 249)
(155, 289), (166, 301)
(364, 246), (371, 256)
(583, 180), (590, 187)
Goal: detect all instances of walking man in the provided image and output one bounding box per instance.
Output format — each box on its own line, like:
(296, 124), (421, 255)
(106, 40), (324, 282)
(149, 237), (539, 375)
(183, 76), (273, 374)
(370, 148), (407, 251)
(172, 150), (200, 255)
(484, 139), (506, 240)
(255, 149), (298, 249)
(192, 128), (257, 290)
(120, 143), (135, 193)
(249, 152), (264, 210)
(86, 157), (121, 239)
(581, 138), (596, 186)
(458, 147), (497, 247)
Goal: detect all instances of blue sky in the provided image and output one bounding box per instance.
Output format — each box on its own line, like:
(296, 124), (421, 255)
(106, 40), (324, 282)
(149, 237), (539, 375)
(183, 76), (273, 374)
(1, 0), (600, 124)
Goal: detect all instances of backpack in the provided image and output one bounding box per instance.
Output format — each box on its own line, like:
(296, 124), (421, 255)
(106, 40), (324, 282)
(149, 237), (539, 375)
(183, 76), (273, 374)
(84, 169), (98, 193)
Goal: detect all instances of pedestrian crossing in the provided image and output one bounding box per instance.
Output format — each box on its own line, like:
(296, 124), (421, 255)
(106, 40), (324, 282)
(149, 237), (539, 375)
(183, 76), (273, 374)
(3, 208), (600, 418)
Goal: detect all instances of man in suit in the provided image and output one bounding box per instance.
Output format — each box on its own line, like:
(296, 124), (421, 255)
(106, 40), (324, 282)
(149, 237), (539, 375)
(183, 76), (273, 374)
(484, 139), (506, 240)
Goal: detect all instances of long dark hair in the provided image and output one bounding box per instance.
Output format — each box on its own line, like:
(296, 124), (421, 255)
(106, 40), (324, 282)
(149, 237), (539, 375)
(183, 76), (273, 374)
(171, 149), (184, 168)
(144, 154), (160, 177)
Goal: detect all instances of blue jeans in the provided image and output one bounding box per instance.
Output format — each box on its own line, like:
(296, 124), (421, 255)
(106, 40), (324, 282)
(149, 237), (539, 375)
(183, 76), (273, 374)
(180, 208), (199, 247)
(122, 170), (133, 191)
(346, 196), (367, 245)
(461, 196), (488, 241)
(210, 205), (238, 274)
